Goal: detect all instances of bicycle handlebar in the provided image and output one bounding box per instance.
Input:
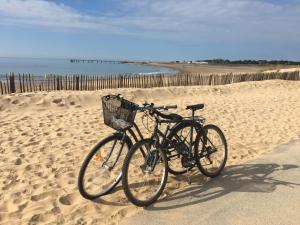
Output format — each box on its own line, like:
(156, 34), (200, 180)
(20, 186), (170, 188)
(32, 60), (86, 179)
(138, 103), (177, 111)
(154, 104), (177, 110)
(138, 103), (182, 122)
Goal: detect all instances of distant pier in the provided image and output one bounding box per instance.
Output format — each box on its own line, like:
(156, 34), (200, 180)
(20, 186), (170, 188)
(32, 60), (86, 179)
(70, 59), (130, 64)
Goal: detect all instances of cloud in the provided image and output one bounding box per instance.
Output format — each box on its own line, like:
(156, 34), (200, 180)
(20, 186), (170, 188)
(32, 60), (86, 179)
(0, 0), (119, 32)
(0, 0), (300, 43)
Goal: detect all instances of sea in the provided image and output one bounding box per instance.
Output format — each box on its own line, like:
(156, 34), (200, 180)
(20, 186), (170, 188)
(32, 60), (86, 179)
(0, 57), (176, 81)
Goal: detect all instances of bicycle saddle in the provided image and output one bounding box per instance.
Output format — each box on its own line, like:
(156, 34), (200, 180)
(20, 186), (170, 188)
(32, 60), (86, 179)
(186, 104), (204, 111)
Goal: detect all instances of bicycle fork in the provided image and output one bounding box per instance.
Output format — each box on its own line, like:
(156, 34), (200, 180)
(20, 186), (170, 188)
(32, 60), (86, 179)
(102, 133), (126, 171)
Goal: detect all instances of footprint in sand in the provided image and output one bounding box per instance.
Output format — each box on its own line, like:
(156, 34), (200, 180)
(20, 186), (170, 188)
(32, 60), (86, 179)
(17, 201), (28, 212)
(11, 99), (19, 104)
(25, 164), (32, 171)
(51, 206), (61, 214)
(59, 193), (77, 206)
(52, 98), (62, 104)
(14, 158), (22, 165)
(52, 98), (65, 107)
(29, 213), (45, 224)
(21, 132), (28, 136)
(30, 191), (52, 202)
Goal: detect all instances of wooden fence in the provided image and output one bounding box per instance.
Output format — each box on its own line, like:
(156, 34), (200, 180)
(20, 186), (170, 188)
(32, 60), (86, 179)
(0, 71), (299, 95)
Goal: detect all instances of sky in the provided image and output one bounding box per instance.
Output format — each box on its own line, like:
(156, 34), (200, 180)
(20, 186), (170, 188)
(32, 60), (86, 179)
(0, 0), (300, 61)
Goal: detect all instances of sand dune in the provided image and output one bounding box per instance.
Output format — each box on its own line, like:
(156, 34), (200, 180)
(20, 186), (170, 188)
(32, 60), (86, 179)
(0, 80), (300, 225)
(264, 68), (300, 73)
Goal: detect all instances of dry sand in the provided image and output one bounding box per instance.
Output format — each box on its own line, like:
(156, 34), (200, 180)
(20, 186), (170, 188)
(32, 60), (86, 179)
(0, 80), (300, 225)
(264, 68), (300, 73)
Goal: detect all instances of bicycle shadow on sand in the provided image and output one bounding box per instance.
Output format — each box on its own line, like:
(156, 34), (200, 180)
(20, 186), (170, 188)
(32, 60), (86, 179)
(147, 163), (300, 211)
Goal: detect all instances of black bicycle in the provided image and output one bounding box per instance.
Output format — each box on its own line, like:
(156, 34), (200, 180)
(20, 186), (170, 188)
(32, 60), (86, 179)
(78, 95), (188, 200)
(122, 103), (228, 207)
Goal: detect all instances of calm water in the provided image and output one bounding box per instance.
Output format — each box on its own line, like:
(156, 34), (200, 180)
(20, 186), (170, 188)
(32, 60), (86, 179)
(0, 57), (176, 79)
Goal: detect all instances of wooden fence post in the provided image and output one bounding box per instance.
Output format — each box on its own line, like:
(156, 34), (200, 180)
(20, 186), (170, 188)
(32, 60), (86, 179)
(76, 76), (79, 90)
(4, 82), (8, 94)
(19, 74), (23, 93)
(9, 74), (16, 93)
(32, 75), (36, 92)
(56, 76), (60, 90)
(6, 74), (10, 93)
(0, 81), (3, 95)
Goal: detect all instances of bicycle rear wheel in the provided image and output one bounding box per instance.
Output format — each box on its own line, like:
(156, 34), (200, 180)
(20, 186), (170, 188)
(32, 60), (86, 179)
(194, 124), (227, 177)
(166, 120), (199, 175)
(78, 133), (132, 199)
(122, 139), (168, 207)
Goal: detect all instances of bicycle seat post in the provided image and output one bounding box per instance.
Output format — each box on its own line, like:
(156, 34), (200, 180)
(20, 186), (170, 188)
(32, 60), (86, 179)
(191, 109), (195, 120)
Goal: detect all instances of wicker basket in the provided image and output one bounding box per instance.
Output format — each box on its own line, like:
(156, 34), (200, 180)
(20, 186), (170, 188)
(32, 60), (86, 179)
(102, 95), (138, 130)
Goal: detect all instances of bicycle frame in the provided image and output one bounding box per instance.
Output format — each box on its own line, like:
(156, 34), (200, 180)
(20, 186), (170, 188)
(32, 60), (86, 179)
(99, 121), (145, 172)
(126, 122), (144, 145)
(147, 112), (206, 164)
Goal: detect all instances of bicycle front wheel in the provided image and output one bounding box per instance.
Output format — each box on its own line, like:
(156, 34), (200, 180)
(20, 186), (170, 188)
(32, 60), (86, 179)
(194, 124), (227, 177)
(122, 139), (168, 207)
(78, 133), (132, 200)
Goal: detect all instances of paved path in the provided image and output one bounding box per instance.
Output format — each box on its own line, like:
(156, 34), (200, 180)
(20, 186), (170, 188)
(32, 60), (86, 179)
(121, 139), (300, 225)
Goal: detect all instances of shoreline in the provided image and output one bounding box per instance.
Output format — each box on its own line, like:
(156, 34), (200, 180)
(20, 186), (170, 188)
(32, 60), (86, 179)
(0, 57), (172, 76)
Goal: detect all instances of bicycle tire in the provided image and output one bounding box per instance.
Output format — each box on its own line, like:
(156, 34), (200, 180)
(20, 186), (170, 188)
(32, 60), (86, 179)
(122, 139), (168, 207)
(194, 124), (227, 178)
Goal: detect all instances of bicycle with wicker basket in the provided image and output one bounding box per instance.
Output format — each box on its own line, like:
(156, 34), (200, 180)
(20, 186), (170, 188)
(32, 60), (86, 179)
(78, 94), (227, 204)
(78, 94), (183, 200)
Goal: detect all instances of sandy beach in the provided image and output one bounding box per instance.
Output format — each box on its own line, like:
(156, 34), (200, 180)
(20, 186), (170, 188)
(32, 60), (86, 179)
(149, 62), (300, 74)
(0, 80), (300, 225)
